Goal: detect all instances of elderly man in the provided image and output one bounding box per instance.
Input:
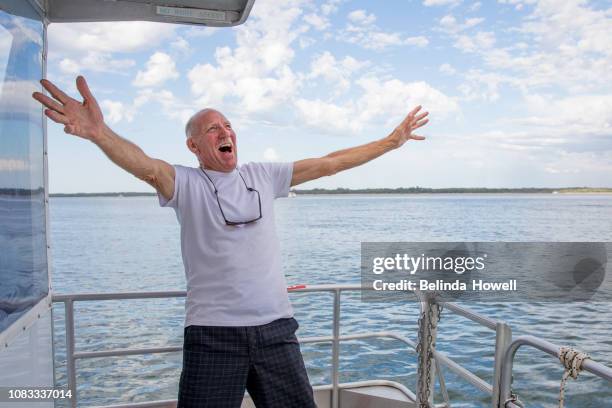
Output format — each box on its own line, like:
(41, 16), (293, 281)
(32, 76), (429, 408)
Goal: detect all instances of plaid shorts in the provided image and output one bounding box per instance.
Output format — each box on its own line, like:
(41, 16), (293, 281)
(177, 317), (317, 408)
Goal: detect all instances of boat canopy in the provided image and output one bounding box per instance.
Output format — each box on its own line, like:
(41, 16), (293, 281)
(41, 0), (256, 26)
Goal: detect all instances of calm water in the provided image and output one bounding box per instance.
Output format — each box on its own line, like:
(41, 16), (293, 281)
(49, 194), (612, 407)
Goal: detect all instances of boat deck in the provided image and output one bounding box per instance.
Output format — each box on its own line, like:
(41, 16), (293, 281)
(243, 383), (416, 408)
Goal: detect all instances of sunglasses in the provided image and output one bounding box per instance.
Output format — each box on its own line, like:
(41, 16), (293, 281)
(200, 168), (262, 226)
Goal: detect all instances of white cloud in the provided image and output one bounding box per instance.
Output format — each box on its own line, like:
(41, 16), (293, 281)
(364, 32), (403, 49)
(294, 98), (358, 133)
(405, 36), (429, 47)
(454, 31), (496, 52)
(295, 75), (458, 134)
(356, 76), (459, 127)
(423, 0), (462, 6)
(321, 0), (345, 15)
(48, 22), (175, 75)
(58, 53), (135, 75)
(133, 52), (179, 88)
(519, 93), (612, 139)
(171, 37), (191, 54)
(299, 36), (316, 49)
(189, 60), (298, 113)
(468, 91), (612, 154)
(101, 100), (135, 124)
(439, 15), (485, 34)
(470, 2), (482, 11)
(263, 147), (280, 161)
(458, 69), (512, 101)
(308, 51), (369, 94)
(357, 32), (429, 50)
(340, 9), (429, 51)
(433, 0), (612, 154)
(465, 17), (485, 29)
(542, 152), (612, 175)
(187, 0), (307, 114)
(49, 22), (176, 54)
(459, 1), (612, 93)
(97, 87), (195, 126)
(59, 58), (80, 75)
(439, 14), (456, 28)
(439, 63), (456, 75)
(50, 1), (440, 137)
(498, 0), (537, 9)
(133, 88), (194, 124)
(522, 0), (612, 58)
(347, 9), (376, 25)
(303, 13), (330, 30)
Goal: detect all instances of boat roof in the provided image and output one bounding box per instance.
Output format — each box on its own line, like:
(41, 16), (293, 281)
(41, 0), (255, 27)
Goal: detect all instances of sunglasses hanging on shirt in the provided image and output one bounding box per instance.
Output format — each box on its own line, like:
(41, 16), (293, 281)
(200, 168), (262, 226)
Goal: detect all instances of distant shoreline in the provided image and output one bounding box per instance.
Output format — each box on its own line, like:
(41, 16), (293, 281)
(47, 187), (612, 197)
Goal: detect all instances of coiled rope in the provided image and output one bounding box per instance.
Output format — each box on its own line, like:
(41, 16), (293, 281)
(558, 346), (590, 408)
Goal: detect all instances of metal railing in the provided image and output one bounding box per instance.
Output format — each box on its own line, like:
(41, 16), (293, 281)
(55, 284), (426, 408)
(51, 284), (612, 408)
(500, 335), (612, 408)
(51, 284), (509, 407)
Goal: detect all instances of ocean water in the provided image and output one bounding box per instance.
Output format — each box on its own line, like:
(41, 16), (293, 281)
(49, 194), (612, 407)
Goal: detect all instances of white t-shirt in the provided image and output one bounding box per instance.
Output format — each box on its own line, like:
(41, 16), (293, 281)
(159, 162), (294, 327)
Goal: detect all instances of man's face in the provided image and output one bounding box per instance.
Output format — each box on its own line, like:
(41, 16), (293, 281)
(187, 110), (237, 172)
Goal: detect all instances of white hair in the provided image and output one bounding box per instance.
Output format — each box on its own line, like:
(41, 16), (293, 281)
(185, 108), (216, 138)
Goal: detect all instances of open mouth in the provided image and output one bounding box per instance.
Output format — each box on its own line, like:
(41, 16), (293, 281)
(218, 142), (233, 154)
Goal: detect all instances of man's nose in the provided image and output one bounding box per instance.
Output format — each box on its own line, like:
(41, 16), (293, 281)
(219, 125), (230, 137)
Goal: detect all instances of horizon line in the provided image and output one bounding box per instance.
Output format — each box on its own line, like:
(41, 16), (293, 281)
(46, 186), (612, 197)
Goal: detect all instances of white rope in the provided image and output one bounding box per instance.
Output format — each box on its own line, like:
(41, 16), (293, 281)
(558, 346), (590, 408)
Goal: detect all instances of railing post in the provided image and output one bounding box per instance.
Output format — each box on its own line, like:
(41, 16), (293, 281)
(416, 293), (440, 408)
(331, 289), (341, 408)
(64, 299), (77, 408)
(492, 322), (512, 408)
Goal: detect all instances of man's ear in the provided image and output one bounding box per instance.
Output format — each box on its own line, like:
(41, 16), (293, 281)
(186, 137), (198, 154)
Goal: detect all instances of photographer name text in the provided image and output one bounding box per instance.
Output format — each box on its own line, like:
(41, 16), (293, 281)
(372, 279), (517, 292)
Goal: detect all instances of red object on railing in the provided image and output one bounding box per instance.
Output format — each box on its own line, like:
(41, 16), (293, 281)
(287, 284), (307, 291)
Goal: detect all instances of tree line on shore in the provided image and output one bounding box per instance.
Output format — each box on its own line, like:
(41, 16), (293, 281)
(28, 186), (612, 197)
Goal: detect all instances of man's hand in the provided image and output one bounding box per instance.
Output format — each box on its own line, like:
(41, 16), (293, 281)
(291, 105), (430, 187)
(32, 75), (175, 200)
(387, 105), (429, 148)
(32, 76), (105, 141)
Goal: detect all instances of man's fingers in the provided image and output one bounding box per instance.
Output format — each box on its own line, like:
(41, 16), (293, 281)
(41, 79), (72, 104)
(401, 105), (423, 127)
(44, 109), (70, 125)
(414, 111), (428, 122)
(412, 118), (429, 130)
(408, 105), (422, 118)
(32, 92), (64, 113)
(76, 75), (94, 102)
(411, 134), (426, 140)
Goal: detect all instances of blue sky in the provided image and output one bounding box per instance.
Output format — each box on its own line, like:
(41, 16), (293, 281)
(45, 0), (612, 193)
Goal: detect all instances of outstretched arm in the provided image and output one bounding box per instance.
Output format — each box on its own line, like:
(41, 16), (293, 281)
(32, 76), (175, 200)
(291, 105), (429, 187)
